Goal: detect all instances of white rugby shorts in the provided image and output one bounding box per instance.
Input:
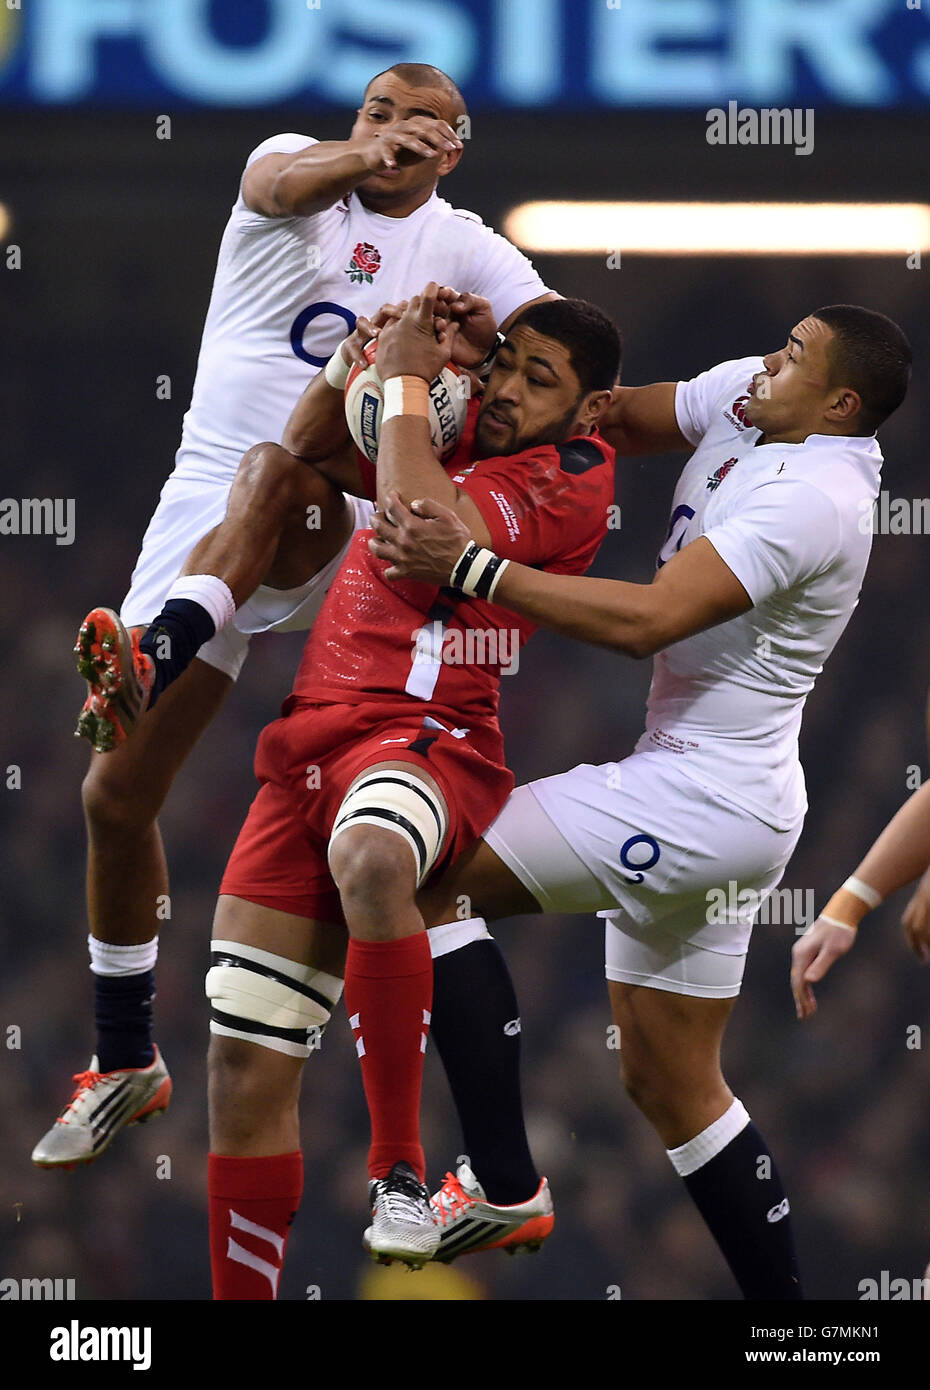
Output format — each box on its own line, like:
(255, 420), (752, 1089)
(120, 475), (374, 680)
(483, 748), (804, 999)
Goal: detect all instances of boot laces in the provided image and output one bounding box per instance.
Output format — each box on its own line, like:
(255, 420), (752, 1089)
(57, 1069), (105, 1123)
(378, 1169), (430, 1225)
(432, 1172), (477, 1225)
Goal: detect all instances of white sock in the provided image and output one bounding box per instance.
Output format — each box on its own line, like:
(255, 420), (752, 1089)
(426, 917), (492, 959)
(666, 1097), (750, 1177)
(88, 935), (159, 977)
(166, 574), (236, 633)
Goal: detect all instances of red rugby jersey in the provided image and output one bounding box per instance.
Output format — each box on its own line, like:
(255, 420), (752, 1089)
(290, 397), (615, 754)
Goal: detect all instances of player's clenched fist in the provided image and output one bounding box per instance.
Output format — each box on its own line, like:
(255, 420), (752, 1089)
(433, 288), (499, 368)
(376, 284), (459, 381)
(790, 916), (858, 1020)
(357, 117), (462, 173)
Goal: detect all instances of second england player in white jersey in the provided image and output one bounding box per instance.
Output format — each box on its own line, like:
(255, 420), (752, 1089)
(33, 62), (554, 1170)
(370, 305), (912, 1288)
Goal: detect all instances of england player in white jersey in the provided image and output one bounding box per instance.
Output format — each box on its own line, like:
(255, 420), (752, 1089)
(370, 304), (911, 1291)
(33, 62), (553, 1169)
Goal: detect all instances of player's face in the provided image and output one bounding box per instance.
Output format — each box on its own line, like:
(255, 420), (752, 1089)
(474, 327), (595, 458)
(351, 74), (462, 209)
(745, 316), (838, 439)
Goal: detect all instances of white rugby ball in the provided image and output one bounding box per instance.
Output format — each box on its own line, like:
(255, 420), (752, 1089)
(344, 339), (467, 464)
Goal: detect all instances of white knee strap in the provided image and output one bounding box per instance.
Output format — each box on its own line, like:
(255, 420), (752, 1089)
(328, 768), (448, 887)
(206, 939), (343, 1059)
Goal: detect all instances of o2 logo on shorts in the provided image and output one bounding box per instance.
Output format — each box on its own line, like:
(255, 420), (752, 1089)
(657, 504), (695, 569)
(290, 301), (356, 367)
(619, 834), (661, 884)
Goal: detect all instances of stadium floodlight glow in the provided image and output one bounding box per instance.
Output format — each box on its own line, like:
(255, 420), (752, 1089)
(503, 202), (930, 256)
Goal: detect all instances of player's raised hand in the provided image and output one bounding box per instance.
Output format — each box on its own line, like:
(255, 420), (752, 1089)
(376, 283), (459, 382)
(340, 305), (408, 369)
(901, 864), (930, 963)
(370, 491), (473, 584)
(790, 915), (858, 1020)
(358, 117), (462, 173)
(434, 289), (498, 368)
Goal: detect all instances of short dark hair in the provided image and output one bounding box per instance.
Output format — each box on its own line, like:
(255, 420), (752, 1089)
(364, 64), (467, 122)
(508, 298), (622, 394)
(812, 304), (911, 432)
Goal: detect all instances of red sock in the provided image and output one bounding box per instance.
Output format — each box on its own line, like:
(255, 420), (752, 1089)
(208, 1151), (303, 1300)
(344, 933), (433, 1182)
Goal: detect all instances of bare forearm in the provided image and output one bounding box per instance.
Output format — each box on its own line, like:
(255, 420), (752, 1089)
(601, 383), (688, 457)
(492, 564), (658, 657)
(846, 781), (930, 909)
(282, 373), (349, 462)
(265, 143), (373, 216)
(487, 534), (750, 658)
(378, 414), (457, 513)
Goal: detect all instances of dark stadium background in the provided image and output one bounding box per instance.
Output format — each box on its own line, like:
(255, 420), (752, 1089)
(2, 1), (930, 1302)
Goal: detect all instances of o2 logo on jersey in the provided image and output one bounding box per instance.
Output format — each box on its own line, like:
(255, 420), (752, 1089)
(290, 301), (356, 367)
(619, 834), (661, 884)
(656, 503), (695, 569)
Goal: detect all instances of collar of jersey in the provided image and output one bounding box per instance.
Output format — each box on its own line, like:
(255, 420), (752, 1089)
(350, 189), (440, 227)
(751, 431), (881, 457)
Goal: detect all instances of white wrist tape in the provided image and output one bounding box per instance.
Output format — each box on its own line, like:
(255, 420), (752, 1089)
(818, 914), (858, 933)
(324, 343), (352, 390)
(843, 875), (882, 909)
(450, 542), (511, 602)
(382, 375), (430, 423)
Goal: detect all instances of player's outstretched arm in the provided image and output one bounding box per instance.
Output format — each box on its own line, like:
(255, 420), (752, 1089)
(791, 778), (930, 1019)
(371, 494), (750, 658)
(601, 383), (691, 456)
(472, 533), (751, 656)
(242, 119), (462, 218)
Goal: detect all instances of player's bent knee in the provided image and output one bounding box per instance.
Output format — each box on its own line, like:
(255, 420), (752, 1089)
(327, 827), (414, 909)
(619, 1034), (724, 1126)
(235, 441), (305, 510)
(327, 769), (448, 899)
(81, 758), (162, 835)
(206, 937), (344, 1060)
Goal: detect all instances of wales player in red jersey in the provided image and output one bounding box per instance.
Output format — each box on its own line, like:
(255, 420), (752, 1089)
(206, 292), (617, 1284)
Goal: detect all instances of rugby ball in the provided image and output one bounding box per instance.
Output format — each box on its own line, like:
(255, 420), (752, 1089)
(344, 339), (467, 464)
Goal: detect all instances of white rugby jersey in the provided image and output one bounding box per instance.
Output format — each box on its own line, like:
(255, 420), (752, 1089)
(174, 133), (550, 485)
(637, 355), (882, 830)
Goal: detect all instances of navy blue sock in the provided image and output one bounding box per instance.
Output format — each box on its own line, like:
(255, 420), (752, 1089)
(430, 939), (540, 1205)
(681, 1121), (804, 1300)
(94, 972), (156, 1073)
(139, 598), (216, 707)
